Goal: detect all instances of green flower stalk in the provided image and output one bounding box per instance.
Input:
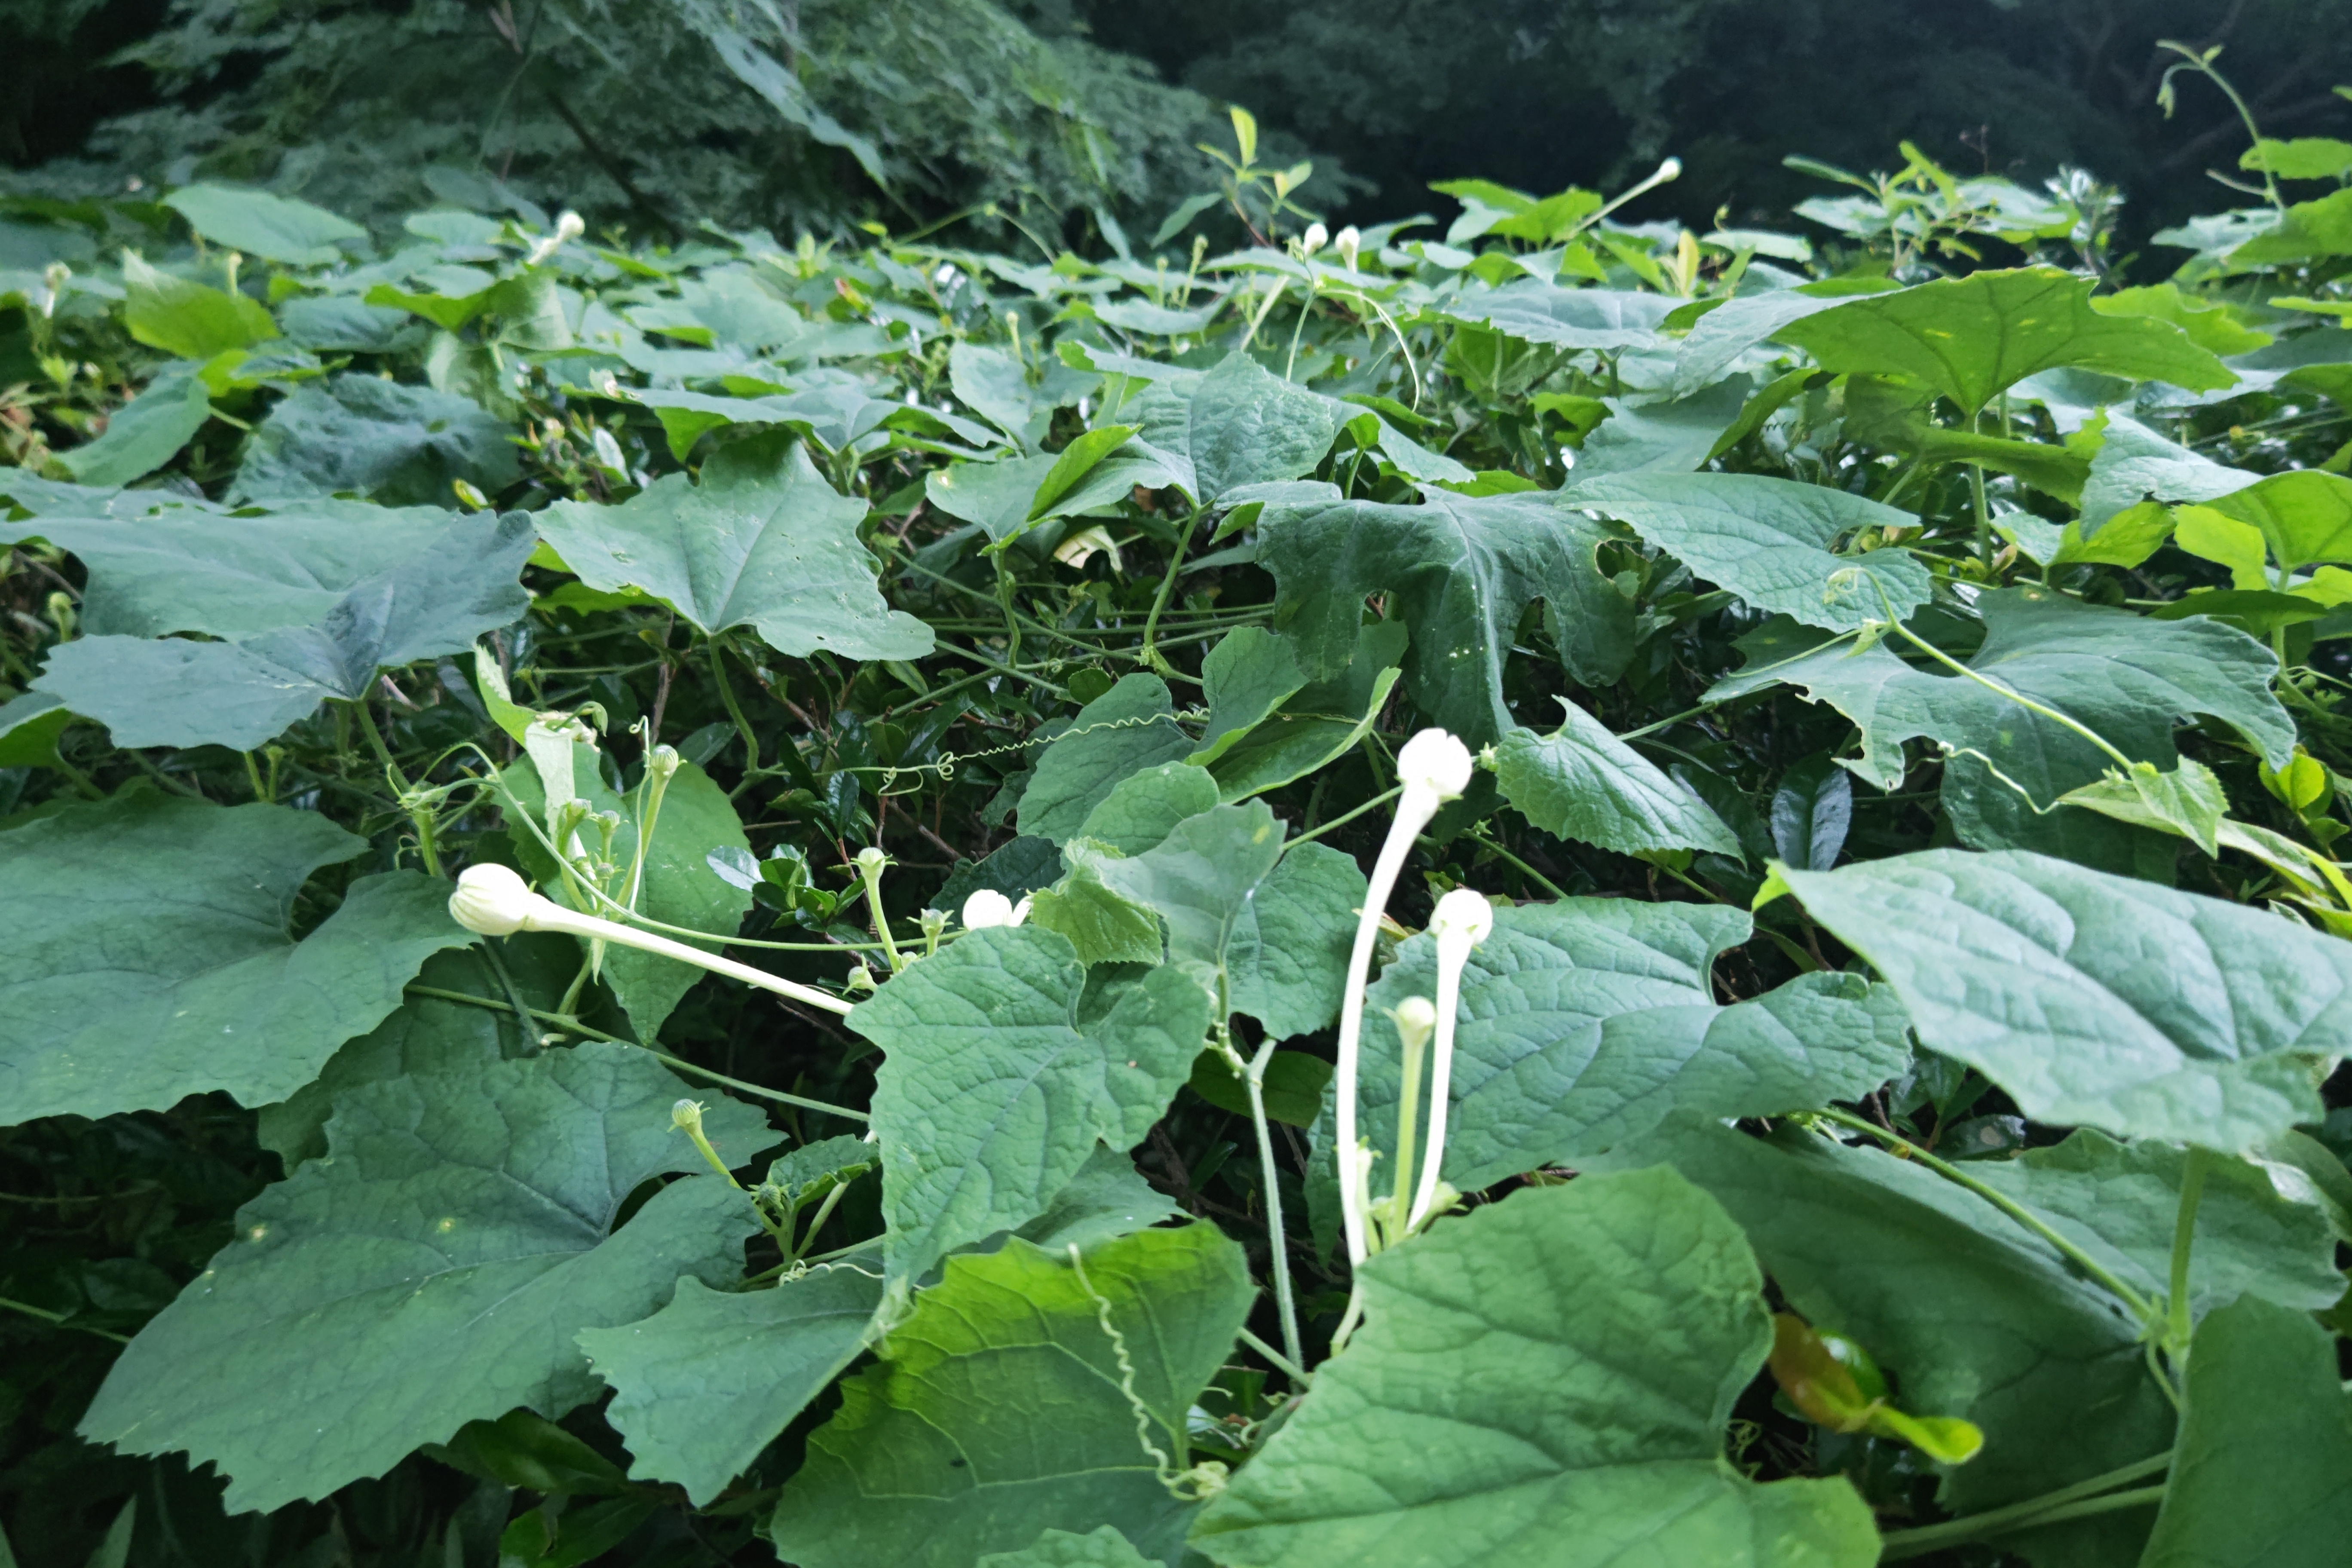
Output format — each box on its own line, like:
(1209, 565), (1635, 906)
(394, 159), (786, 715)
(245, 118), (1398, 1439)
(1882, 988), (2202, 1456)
(1409, 888), (1493, 1232)
(854, 846), (907, 971)
(1334, 727), (1473, 1268)
(450, 863), (854, 1016)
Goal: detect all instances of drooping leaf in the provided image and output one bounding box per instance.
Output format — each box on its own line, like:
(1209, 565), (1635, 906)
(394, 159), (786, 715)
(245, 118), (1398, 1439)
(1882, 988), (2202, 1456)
(848, 926), (1212, 1289)
(2076, 410), (2255, 534)
(1706, 587), (2296, 799)
(33, 511), (535, 749)
(1571, 378), (1752, 477)
(1191, 628), (1306, 766)
(0, 794), (472, 1125)
(579, 1266), (884, 1506)
(122, 253), (276, 360)
(1611, 1120), (2174, 1544)
(1017, 675), (1196, 843)
(1969, 1130), (2343, 1317)
(2137, 1297), (2352, 1568)
(1353, 899), (1911, 1191)
(1256, 488), (1626, 743)
(52, 364), (213, 488)
(1769, 753), (1853, 871)
(1093, 800), (1366, 1040)
(1189, 1170), (1880, 1568)
(536, 436), (931, 661)
(0, 503), (480, 638)
(1491, 703), (1740, 857)
(770, 1225), (1255, 1568)
(1567, 472), (1928, 631)
(1436, 282), (1677, 350)
(1774, 267), (2236, 413)
(2187, 468), (2352, 574)
(228, 373), (518, 507)
(1027, 843), (1167, 968)
(162, 184), (367, 266)
(1782, 847), (2352, 1147)
(77, 1043), (768, 1513)
(0, 690), (70, 769)
(501, 749), (753, 1041)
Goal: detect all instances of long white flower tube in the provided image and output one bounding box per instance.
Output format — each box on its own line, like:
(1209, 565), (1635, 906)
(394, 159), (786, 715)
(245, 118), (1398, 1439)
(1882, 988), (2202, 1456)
(1334, 728), (1473, 1267)
(450, 863), (854, 1016)
(1410, 888), (1494, 1231)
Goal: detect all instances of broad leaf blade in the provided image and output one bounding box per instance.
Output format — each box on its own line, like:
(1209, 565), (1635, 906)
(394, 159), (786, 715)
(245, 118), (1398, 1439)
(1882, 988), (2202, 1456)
(0, 795), (472, 1124)
(1782, 847), (2352, 1147)
(77, 1042), (767, 1513)
(1189, 1170), (1879, 1567)
(1492, 705), (1740, 857)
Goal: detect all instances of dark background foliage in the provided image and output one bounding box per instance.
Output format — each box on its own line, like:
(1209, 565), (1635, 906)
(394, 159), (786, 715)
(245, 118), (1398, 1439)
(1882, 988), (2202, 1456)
(9, 0), (2352, 254)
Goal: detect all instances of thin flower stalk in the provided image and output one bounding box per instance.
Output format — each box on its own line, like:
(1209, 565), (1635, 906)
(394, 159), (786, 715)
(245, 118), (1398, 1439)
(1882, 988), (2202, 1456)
(1333, 727), (1472, 1268)
(1410, 888), (1494, 1231)
(450, 863), (854, 1015)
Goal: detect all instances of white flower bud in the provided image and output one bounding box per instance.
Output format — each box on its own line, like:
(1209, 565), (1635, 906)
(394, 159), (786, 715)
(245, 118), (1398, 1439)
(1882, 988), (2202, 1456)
(1390, 995), (1438, 1053)
(449, 863), (540, 937)
(1656, 157), (1683, 183)
(1397, 728), (1474, 802)
(855, 846), (890, 874)
(1430, 888), (1496, 956)
(1301, 222), (1329, 255)
(962, 889), (1017, 929)
(1334, 225), (1361, 270)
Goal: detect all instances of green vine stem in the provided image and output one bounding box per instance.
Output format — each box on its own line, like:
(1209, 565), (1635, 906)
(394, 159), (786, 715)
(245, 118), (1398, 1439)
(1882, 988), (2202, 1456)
(1877, 1451), (2173, 1560)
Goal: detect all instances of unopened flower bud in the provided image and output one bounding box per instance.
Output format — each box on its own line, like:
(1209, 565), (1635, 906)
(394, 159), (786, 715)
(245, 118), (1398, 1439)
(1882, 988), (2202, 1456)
(1390, 995), (1438, 1054)
(1335, 226), (1361, 270)
(1397, 728), (1474, 802)
(645, 744), (680, 784)
(449, 863), (539, 937)
(671, 1098), (705, 1132)
(1301, 222), (1329, 255)
(1430, 888), (1496, 956)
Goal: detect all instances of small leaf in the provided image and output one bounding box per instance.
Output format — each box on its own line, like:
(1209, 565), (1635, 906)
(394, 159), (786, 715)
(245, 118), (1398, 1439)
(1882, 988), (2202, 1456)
(1770, 753), (1853, 871)
(1017, 675), (1196, 844)
(1191, 628), (1306, 766)
(52, 365), (213, 488)
(122, 253), (276, 360)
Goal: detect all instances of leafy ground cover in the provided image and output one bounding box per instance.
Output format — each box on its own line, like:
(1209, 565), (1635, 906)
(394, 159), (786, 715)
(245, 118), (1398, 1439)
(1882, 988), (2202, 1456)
(5, 102), (2352, 1568)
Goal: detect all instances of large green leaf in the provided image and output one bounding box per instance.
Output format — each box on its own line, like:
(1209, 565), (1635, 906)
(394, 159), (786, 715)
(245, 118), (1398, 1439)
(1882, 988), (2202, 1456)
(979, 1528), (1155, 1568)
(579, 1265), (885, 1506)
(1706, 587), (2296, 798)
(1437, 282), (1676, 350)
(1491, 703), (1741, 856)
(77, 1042), (767, 1513)
(1567, 472), (1928, 631)
(162, 184), (366, 266)
(1352, 899), (1911, 1191)
(1612, 1121), (2173, 1548)
(1189, 1170), (1878, 1568)
(229, 373), (517, 507)
(2076, 411), (2254, 534)
(770, 1225), (1255, 1568)
(32, 511), (535, 749)
(1017, 675), (1197, 843)
(0, 503), (478, 637)
(1191, 628), (1306, 766)
(1782, 848), (2352, 1147)
(537, 436), (931, 661)
(1138, 355), (1345, 503)
(1256, 488), (1626, 743)
(1774, 267), (2235, 413)
(122, 253), (276, 360)
(2189, 468), (2352, 574)
(2138, 1297), (2352, 1568)
(1571, 379), (1752, 476)
(1969, 1131), (2343, 1317)
(1072, 763), (1222, 857)
(0, 794), (472, 1124)
(1092, 800), (1367, 1040)
(847, 926), (1211, 1289)
(1206, 620), (1407, 802)
(501, 748), (754, 1040)
(52, 364), (213, 488)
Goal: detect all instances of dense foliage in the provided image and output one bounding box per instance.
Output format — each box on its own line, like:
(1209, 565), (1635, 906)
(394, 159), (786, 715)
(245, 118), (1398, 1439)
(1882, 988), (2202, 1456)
(5, 99), (2352, 1568)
